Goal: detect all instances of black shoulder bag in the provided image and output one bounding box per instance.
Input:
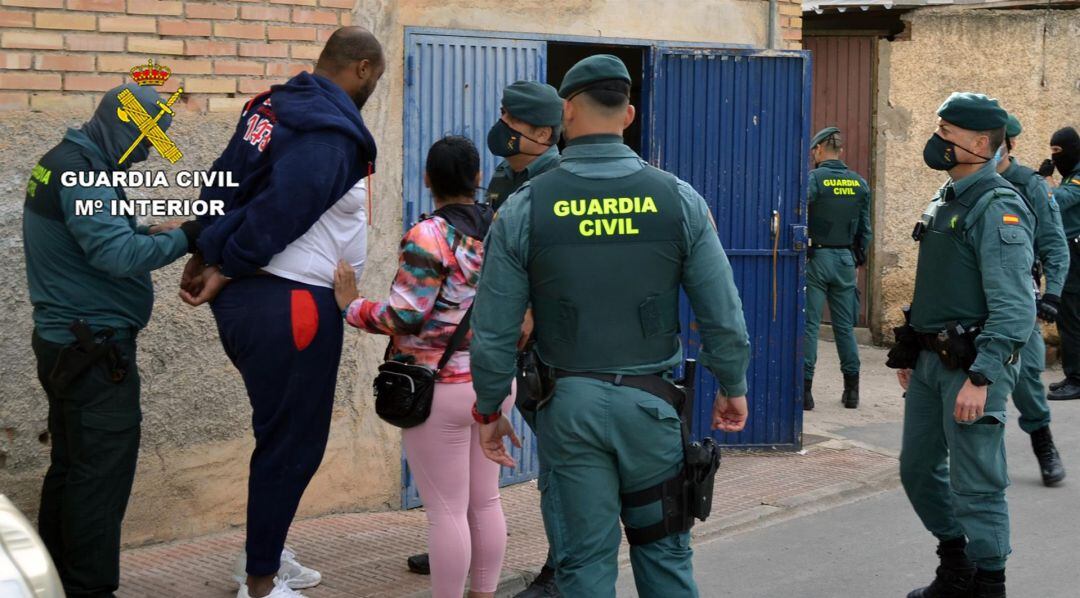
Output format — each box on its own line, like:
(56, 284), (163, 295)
(373, 307), (473, 429)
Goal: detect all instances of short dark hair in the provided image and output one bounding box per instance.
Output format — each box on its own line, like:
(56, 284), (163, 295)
(580, 80), (631, 110)
(316, 26), (383, 73)
(821, 132), (843, 152)
(981, 127), (1006, 154)
(426, 136), (480, 199)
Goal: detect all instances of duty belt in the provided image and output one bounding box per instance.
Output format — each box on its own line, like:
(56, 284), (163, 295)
(553, 370), (683, 410)
(809, 242), (853, 249)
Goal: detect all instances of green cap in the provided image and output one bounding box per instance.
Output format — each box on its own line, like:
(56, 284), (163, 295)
(558, 54), (632, 99)
(810, 126), (840, 149)
(1005, 113), (1022, 138)
(936, 92), (1007, 131)
(501, 80), (563, 127)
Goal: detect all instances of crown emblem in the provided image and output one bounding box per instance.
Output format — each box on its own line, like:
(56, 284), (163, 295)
(130, 59), (171, 86)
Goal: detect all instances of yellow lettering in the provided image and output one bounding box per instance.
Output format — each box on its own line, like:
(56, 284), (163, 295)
(641, 197), (657, 213)
(579, 220), (594, 236)
(554, 200), (569, 217)
(601, 219), (618, 235)
(570, 200), (586, 216)
(586, 199), (603, 215)
(619, 197), (633, 212)
(603, 197), (618, 213)
(626, 218), (640, 234)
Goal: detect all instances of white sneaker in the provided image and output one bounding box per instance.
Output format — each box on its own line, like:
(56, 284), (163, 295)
(236, 576), (307, 598)
(233, 545), (322, 590)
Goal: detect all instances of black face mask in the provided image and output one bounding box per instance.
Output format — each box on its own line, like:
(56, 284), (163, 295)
(486, 120), (551, 158)
(1050, 127), (1080, 177)
(922, 133), (991, 171)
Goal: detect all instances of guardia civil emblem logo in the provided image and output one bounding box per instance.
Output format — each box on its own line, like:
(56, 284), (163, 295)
(116, 59), (184, 165)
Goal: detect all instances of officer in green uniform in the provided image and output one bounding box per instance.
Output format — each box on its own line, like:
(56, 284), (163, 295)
(22, 84), (200, 597)
(1045, 126), (1080, 400)
(803, 126), (871, 411)
(404, 80), (566, 598)
(468, 55), (751, 597)
(485, 80), (563, 212)
(888, 93), (1035, 598)
(995, 114), (1067, 485)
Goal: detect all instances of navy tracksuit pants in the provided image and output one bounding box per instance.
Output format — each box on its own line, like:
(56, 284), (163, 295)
(211, 275), (343, 576)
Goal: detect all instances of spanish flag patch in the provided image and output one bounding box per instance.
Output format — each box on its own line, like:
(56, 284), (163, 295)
(1003, 214), (1020, 225)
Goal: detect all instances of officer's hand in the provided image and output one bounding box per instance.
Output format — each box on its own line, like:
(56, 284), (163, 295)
(334, 260), (360, 311)
(179, 266), (229, 306)
(148, 219), (185, 234)
(897, 368), (913, 391)
(179, 253), (205, 292)
(954, 380), (988, 423)
(1037, 294), (1060, 323)
(516, 308), (535, 351)
(712, 394), (748, 432)
(479, 414), (520, 468)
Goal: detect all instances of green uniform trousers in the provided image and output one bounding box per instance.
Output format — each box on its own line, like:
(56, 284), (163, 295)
(900, 350), (1013, 571)
(535, 376), (697, 598)
(516, 390), (558, 572)
(1012, 326), (1051, 433)
(804, 248), (861, 380)
(32, 331), (141, 598)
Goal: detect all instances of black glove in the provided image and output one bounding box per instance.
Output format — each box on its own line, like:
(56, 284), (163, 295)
(179, 220), (203, 254)
(1037, 293), (1061, 323)
(852, 236), (867, 267)
(1038, 158), (1056, 178)
(886, 324), (920, 370)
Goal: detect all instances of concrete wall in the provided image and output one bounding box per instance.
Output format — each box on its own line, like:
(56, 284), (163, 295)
(0, 0), (784, 547)
(871, 6), (1080, 339)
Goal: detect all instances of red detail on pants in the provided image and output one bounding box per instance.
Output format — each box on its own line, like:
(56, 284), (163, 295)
(290, 290), (319, 351)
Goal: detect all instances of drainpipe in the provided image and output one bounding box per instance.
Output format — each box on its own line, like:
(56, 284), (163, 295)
(768, 0), (779, 49)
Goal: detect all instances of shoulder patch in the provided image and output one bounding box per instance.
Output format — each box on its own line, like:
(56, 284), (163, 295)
(1002, 214), (1020, 225)
(1071, 178), (1080, 186)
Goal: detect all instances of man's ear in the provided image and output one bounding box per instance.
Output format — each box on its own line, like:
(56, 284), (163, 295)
(563, 99), (574, 126)
(355, 59), (371, 82)
(623, 104), (636, 129)
(474, 170), (482, 188)
(537, 126), (554, 145)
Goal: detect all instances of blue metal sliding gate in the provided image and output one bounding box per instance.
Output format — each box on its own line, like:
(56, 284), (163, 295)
(401, 32), (546, 508)
(402, 31), (810, 507)
(649, 49), (811, 449)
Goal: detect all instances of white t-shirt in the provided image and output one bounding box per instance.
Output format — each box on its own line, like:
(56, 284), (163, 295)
(263, 177), (367, 288)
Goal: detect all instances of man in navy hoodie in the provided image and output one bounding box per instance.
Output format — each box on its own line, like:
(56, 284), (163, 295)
(180, 27), (383, 598)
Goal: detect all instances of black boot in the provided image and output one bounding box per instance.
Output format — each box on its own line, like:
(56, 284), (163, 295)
(1049, 378), (1068, 392)
(842, 374), (859, 409)
(1048, 377), (1080, 400)
(972, 569), (1005, 598)
(907, 537), (975, 598)
(803, 378), (814, 411)
(406, 553), (430, 575)
(514, 564), (560, 598)
(1031, 426), (1066, 486)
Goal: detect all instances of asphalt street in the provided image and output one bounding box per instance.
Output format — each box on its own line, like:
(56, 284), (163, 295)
(616, 344), (1080, 597)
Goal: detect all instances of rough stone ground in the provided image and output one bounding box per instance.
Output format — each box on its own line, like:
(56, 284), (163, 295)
(117, 343), (901, 598)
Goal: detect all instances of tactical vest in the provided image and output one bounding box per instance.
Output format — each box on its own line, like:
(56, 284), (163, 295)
(24, 140), (108, 223)
(808, 163), (868, 247)
(528, 165), (687, 371)
(910, 176), (1023, 333)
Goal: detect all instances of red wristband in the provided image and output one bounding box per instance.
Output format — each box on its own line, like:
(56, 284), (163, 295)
(472, 403), (500, 424)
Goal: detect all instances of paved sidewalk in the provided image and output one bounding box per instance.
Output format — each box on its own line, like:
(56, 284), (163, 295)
(118, 441), (898, 598)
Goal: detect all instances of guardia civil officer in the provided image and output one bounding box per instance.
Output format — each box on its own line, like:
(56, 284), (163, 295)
(404, 80), (566, 598)
(888, 93), (1035, 598)
(1046, 126), (1080, 400)
(22, 84), (201, 597)
(803, 126), (871, 411)
(995, 114), (1067, 485)
(468, 55), (751, 597)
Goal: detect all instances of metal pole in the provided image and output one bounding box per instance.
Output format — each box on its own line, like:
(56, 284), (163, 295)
(768, 0), (778, 49)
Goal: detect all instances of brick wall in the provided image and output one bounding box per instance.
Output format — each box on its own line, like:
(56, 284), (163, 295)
(779, 0), (802, 49)
(0, 0), (355, 113)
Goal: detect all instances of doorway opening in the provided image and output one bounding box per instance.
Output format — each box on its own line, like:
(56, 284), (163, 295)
(546, 42), (647, 154)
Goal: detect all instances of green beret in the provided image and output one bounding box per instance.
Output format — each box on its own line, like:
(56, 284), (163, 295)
(936, 92), (1007, 131)
(501, 80), (563, 127)
(810, 126), (840, 149)
(558, 54), (631, 99)
(1005, 113), (1022, 138)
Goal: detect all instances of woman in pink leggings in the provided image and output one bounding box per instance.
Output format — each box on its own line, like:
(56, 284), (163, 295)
(335, 136), (516, 598)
